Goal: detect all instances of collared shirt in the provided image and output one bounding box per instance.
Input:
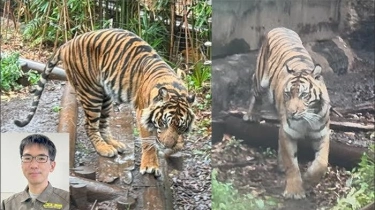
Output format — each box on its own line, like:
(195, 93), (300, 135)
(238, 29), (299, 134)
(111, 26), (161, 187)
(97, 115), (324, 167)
(1, 182), (69, 210)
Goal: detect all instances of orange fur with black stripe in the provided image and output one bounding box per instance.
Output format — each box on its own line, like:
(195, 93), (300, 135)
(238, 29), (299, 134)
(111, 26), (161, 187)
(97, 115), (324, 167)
(15, 29), (195, 176)
(244, 27), (330, 199)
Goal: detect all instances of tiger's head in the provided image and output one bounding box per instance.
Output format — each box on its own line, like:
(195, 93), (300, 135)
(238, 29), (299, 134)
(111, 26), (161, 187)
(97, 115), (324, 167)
(282, 64), (329, 122)
(141, 87), (195, 152)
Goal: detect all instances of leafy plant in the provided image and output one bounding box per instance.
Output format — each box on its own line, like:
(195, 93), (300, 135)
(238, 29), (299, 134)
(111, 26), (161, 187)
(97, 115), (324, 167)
(191, 0), (212, 39)
(333, 144), (375, 210)
(212, 169), (278, 210)
(187, 61), (211, 91)
(20, 0), (95, 47)
(26, 70), (40, 85)
(1, 52), (23, 91)
(126, 12), (169, 57)
(52, 105), (62, 113)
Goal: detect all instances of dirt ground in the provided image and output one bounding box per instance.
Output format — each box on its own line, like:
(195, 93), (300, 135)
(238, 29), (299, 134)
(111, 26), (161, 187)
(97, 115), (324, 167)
(211, 48), (374, 209)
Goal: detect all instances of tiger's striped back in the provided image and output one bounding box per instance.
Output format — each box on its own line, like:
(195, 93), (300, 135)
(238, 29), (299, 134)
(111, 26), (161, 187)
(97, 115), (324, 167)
(61, 29), (189, 106)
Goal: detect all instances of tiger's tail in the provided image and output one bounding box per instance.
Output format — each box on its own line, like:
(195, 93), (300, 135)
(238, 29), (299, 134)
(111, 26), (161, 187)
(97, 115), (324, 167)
(14, 49), (62, 127)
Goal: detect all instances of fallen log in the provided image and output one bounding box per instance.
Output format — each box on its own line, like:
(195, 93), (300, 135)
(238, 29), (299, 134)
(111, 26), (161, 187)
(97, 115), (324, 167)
(212, 111), (368, 170)
(334, 102), (375, 114)
(330, 120), (375, 132)
(19, 58), (67, 81)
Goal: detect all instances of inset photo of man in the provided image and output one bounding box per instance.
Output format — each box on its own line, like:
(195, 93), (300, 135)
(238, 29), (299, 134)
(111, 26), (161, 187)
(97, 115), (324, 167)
(1, 133), (70, 210)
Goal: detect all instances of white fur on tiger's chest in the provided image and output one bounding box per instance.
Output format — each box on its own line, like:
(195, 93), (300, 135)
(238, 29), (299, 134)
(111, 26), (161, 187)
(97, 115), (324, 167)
(282, 119), (329, 140)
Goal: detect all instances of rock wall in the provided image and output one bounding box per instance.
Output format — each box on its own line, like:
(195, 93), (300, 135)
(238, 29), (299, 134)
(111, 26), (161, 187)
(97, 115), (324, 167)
(212, 0), (343, 58)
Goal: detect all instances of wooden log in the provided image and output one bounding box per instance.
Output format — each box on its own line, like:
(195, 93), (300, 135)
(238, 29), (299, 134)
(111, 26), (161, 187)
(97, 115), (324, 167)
(19, 58), (67, 81)
(330, 120), (375, 132)
(212, 112), (368, 170)
(57, 83), (78, 168)
(69, 175), (127, 203)
(70, 183), (89, 210)
(334, 102), (374, 114)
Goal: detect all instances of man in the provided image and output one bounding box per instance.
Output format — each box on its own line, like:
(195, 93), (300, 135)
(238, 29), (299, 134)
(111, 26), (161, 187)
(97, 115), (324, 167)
(1, 134), (69, 210)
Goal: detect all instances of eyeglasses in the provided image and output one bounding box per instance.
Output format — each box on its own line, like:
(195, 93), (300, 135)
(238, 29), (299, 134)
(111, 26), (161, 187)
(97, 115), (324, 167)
(21, 155), (49, 163)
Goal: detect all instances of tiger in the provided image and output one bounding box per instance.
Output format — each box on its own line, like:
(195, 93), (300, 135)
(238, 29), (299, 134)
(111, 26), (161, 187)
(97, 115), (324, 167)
(243, 27), (331, 199)
(14, 28), (195, 177)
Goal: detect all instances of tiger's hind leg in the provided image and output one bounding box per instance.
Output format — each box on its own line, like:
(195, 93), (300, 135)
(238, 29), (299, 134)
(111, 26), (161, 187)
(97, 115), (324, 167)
(78, 92), (118, 157)
(303, 133), (329, 187)
(279, 128), (305, 199)
(136, 109), (161, 176)
(99, 95), (126, 153)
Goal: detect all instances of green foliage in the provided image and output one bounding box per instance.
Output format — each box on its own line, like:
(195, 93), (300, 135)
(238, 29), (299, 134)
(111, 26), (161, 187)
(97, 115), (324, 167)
(187, 61), (211, 91)
(26, 70), (39, 85)
(1, 52), (23, 91)
(133, 127), (139, 137)
(21, 0), (94, 46)
(52, 105), (62, 113)
(333, 144), (375, 210)
(191, 0), (212, 39)
(126, 12), (169, 57)
(212, 169), (278, 210)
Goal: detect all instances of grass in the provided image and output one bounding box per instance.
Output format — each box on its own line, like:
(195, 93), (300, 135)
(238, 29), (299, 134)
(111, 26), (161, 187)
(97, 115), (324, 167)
(332, 144), (375, 210)
(212, 169), (278, 210)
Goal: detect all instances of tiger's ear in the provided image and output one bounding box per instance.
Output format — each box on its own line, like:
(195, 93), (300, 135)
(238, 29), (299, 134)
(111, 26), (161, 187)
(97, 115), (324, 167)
(187, 94), (195, 104)
(312, 64), (322, 79)
(156, 87), (170, 102)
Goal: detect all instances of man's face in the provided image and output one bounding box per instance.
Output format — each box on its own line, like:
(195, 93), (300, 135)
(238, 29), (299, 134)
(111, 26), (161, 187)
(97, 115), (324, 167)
(21, 145), (55, 186)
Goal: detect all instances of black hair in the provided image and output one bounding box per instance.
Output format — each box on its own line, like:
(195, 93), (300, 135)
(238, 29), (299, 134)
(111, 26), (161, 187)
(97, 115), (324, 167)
(19, 134), (56, 161)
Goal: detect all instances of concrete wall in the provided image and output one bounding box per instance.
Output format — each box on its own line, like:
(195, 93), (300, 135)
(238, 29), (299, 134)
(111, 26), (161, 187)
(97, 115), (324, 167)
(212, 0), (344, 58)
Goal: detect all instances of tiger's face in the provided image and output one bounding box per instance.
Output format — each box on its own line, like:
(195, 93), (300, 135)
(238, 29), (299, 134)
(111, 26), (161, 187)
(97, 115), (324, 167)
(141, 87), (195, 151)
(283, 65), (324, 122)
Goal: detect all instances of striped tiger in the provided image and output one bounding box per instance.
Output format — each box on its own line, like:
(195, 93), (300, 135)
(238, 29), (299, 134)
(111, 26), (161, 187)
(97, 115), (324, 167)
(243, 27), (331, 199)
(15, 29), (195, 176)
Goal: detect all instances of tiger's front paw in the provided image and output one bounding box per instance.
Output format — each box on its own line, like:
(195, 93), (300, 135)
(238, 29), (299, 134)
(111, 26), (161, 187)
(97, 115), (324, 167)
(140, 163), (161, 177)
(283, 177), (306, 199)
(95, 142), (118, 157)
(140, 152), (161, 176)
